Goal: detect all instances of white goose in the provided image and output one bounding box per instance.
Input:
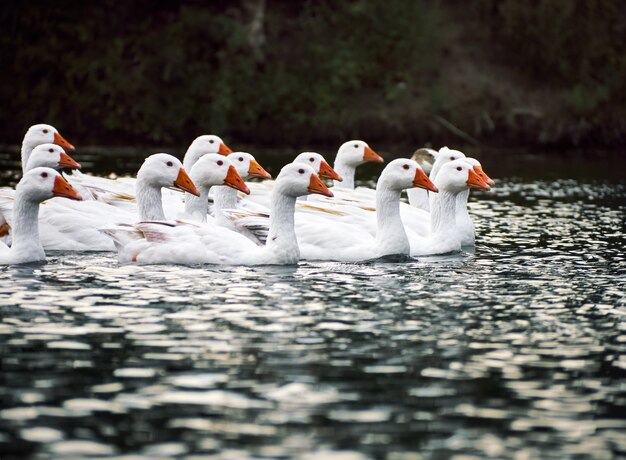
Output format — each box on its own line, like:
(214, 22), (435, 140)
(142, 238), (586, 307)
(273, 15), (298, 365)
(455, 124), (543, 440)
(20, 124), (75, 173)
(297, 159), (437, 262)
(1, 154), (199, 252)
(0, 168), (81, 264)
(454, 157), (495, 246)
(245, 151), (341, 209)
(25, 144), (82, 171)
(182, 153), (255, 222)
(68, 134), (233, 200)
(210, 152), (271, 226)
(229, 157), (493, 257)
(103, 163), (333, 265)
(312, 146), (494, 245)
(332, 140), (384, 189)
(407, 146), (466, 211)
(0, 144), (83, 244)
(133, 154), (199, 221)
(409, 159), (491, 256)
(407, 147), (494, 245)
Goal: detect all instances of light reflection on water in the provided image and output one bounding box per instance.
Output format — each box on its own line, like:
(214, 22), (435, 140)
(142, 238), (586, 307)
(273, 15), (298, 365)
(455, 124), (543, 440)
(0, 161), (625, 459)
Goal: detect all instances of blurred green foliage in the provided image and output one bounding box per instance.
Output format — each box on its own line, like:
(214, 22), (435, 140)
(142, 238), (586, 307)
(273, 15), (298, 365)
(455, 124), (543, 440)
(479, 0), (626, 123)
(0, 0), (442, 145)
(0, 0), (624, 147)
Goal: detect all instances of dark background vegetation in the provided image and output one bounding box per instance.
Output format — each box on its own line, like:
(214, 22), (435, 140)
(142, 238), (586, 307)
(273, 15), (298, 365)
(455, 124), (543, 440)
(1, 0), (625, 150)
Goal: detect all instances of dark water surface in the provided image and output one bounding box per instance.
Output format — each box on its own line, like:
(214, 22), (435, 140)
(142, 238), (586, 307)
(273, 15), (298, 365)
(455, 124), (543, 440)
(0, 149), (625, 459)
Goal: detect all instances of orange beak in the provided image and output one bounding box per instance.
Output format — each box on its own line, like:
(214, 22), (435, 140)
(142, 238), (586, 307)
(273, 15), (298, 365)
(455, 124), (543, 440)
(467, 168), (491, 191)
(218, 142), (233, 156)
(174, 168), (200, 196)
(52, 175), (82, 200)
(53, 132), (75, 151)
(363, 145), (384, 163)
(308, 173), (334, 197)
(318, 160), (342, 181)
(247, 160), (272, 180)
(58, 152), (81, 170)
(474, 165), (495, 186)
(413, 168), (438, 193)
(224, 165), (250, 194)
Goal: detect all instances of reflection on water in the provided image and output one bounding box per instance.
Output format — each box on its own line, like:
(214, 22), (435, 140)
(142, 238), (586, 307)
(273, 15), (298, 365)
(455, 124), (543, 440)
(0, 154), (625, 459)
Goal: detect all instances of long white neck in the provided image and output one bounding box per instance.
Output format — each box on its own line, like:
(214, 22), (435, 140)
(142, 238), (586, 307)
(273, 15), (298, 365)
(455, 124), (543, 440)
(136, 179), (166, 221)
(21, 140), (37, 173)
(429, 157), (450, 182)
(184, 186), (211, 222)
(375, 187), (410, 257)
(407, 187), (431, 211)
(430, 190), (459, 238)
(11, 191), (44, 258)
(455, 190), (475, 245)
(333, 160), (356, 189)
(264, 190), (299, 263)
(183, 151), (202, 172)
(213, 186), (238, 225)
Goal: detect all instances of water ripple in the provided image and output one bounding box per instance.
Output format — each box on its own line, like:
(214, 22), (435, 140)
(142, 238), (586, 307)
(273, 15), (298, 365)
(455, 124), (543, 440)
(0, 175), (624, 459)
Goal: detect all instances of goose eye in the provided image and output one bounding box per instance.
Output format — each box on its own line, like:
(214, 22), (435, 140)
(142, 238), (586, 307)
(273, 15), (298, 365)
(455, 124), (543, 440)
(238, 157), (244, 162)
(41, 172), (48, 178)
(309, 157), (314, 162)
(209, 139), (214, 144)
(354, 144), (358, 149)
(298, 168), (305, 174)
(403, 164), (410, 170)
(450, 157), (455, 161)
(43, 129), (49, 134)
(217, 160), (224, 166)
(48, 148), (53, 153)
(166, 161), (173, 167)
(457, 166), (462, 171)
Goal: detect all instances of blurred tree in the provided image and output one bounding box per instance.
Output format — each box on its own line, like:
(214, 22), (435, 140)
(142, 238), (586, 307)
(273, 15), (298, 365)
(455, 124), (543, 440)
(0, 0), (623, 148)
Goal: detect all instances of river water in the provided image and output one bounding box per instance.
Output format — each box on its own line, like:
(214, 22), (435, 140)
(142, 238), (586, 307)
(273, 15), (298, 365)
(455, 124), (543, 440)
(0, 149), (624, 459)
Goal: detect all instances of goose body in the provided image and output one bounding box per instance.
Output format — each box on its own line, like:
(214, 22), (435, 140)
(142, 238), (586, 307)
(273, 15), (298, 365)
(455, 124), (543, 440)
(297, 159), (437, 262)
(3, 154), (198, 251)
(104, 164), (333, 265)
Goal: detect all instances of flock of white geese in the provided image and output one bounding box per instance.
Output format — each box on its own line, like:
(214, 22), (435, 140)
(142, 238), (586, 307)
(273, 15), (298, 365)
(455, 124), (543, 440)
(0, 123), (494, 265)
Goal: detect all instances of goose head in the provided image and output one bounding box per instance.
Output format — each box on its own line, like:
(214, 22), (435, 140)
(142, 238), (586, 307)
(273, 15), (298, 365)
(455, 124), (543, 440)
(410, 147), (438, 175)
(23, 124), (74, 151)
(430, 146), (467, 179)
(436, 159), (491, 193)
(18, 167), (82, 202)
(462, 157), (495, 187)
(378, 159), (438, 192)
(275, 163), (333, 198)
(294, 152), (342, 181)
(336, 140), (383, 167)
(227, 152), (271, 180)
(435, 146), (466, 164)
(26, 144), (81, 172)
(183, 134), (233, 171)
(191, 154), (250, 194)
(138, 153), (200, 196)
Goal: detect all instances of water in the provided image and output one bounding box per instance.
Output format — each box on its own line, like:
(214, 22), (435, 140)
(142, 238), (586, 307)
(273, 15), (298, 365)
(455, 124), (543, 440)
(0, 150), (625, 459)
